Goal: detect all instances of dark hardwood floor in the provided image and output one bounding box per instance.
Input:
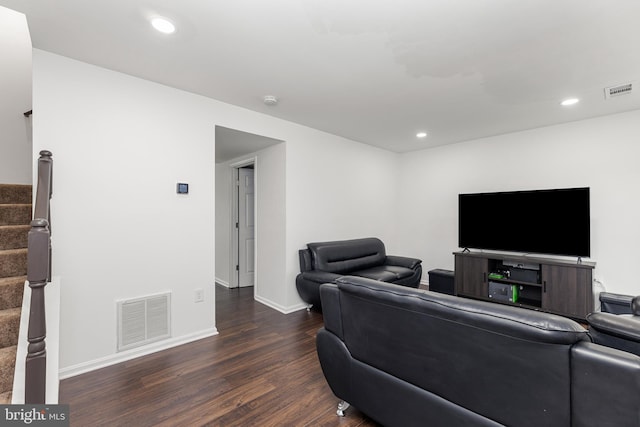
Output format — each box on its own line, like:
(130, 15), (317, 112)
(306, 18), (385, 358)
(59, 285), (379, 426)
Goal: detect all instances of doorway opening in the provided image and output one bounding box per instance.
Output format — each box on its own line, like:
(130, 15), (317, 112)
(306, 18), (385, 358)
(214, 125), (283, 303)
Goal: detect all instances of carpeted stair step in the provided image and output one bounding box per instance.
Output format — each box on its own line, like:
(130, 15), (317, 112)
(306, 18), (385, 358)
(0, 276), (26, 310)
(0, 184), (31, 403)
(0, 249), (28, 279)
(0, 345), (17, 396)
(0, 307), (21, 348)
(0, 204), (32, 226)
(0, 225), (30, 250)
(0, 184), (32, 205)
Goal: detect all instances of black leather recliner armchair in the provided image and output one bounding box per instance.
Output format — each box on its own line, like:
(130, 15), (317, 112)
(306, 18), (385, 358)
(587, 294), (640, 357)
(296, 237), (421, 309)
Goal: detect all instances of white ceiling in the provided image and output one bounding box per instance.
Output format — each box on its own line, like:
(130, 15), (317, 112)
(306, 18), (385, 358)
(2, 0), (640, 153)
(215, 126), (283, 164)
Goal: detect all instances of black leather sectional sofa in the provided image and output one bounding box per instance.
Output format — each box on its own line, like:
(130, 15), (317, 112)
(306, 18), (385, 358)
(296, 237), (421, 309)
(317, 276), (640, 427)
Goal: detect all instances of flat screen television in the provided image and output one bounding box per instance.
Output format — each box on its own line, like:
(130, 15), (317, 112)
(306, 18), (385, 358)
(458, 187), (590, 257)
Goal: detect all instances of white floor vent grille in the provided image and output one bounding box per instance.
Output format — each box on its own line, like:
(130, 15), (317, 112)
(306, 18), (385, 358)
(117, 292), (171, 352)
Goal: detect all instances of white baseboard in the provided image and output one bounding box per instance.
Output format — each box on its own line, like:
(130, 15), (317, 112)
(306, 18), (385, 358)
(215, 277), (230, 288)
(254, 294), (308, 314)
(58, 327), (218, 380)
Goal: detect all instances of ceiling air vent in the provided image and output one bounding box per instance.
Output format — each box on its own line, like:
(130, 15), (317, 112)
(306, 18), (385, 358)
(604, 82), (634, 99)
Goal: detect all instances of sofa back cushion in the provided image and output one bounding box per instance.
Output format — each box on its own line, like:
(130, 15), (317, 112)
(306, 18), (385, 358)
(334, 277), (590, 427)
(308, 238), (386, 274)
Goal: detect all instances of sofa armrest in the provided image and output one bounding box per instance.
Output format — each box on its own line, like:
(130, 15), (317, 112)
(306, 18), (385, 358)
(320, 283), (343, 340)
(298, 249), (313, 272)
(587, 312), (640, 342)
(300, 270), (342, 284)
(572, 341), (640, 427)
(316, 328), (351, 401)
(599, 292), (634, 314)
(385, 255), (422, 270)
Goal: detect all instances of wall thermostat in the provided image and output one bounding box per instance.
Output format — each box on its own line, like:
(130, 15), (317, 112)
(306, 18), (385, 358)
(177, 183), (189, 194)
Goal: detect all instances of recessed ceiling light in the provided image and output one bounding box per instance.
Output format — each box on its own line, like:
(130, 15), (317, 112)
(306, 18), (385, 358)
(416, 132), (428, 138)
(560, 98), (579, 106)
(151, 17), (176, 34)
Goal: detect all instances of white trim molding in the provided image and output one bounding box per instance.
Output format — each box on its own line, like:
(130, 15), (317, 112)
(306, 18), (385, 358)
(58, 327), (218, 379)
(254, 294), (308, 314)
(215, 277), (230, 288)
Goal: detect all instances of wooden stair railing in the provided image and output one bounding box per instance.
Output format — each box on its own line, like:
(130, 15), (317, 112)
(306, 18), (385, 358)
(25, 150), (53, 404)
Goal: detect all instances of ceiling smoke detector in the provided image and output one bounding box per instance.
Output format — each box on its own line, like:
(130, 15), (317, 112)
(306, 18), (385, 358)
(263, 95), (278, 106)
(604, 82), (634, 99)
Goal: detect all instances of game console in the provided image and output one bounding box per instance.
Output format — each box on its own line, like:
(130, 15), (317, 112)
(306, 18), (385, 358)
(488, 281), (519, 303)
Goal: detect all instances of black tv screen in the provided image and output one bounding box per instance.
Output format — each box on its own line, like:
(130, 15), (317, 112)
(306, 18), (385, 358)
(458, 187), (590, 257)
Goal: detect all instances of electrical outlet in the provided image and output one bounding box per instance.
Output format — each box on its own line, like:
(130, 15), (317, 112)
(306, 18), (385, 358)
(194, 288), (204, 303)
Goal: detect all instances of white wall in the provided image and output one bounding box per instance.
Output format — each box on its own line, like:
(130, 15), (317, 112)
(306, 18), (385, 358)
(0, 6), (32, 184)
(397, 109), (640, 296)
(255, 143), (287, 309)
(34, 50), (219, 374)
(285, 131), (400, 307)
(34, 50), (400, 373)
(214, 160), (233, 287)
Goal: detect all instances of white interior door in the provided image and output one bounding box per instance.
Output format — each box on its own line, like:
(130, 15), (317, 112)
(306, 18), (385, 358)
(238, 167), (255, 287)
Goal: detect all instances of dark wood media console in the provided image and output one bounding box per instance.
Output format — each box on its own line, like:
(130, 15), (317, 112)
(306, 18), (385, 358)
(454, 251), (595, 321)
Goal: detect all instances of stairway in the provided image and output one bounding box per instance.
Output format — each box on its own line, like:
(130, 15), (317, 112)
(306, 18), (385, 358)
(0, 184), (31, 404)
